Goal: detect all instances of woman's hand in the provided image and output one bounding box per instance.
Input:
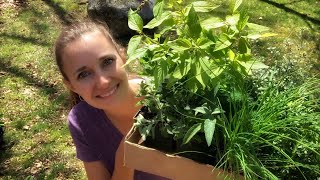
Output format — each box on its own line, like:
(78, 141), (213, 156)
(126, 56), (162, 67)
(83, 138), (134, 180)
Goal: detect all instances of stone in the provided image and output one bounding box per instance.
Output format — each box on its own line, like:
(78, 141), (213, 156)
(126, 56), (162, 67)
(88, 0), (155, 45)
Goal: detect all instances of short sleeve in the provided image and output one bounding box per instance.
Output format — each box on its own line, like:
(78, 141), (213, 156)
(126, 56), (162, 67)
(68, 106), (98, 162)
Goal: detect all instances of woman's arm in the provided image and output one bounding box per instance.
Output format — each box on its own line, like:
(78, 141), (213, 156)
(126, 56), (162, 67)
(84, 161), (111, 180)
(83, 138), (134, 180)
(112, 138), (134, 180)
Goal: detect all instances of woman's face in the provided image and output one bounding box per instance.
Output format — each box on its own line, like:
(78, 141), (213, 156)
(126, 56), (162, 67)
(62, 31), (129, 110)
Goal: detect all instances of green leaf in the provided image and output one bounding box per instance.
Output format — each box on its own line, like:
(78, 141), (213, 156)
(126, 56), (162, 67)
(172, 58), (191, 78)
(195, 61), (206, 89)
(237, 9), (249, 31)
(169, 38), (192, 52)
(238, 60), (269, 74)
(231, 0), (242, 13)
(192, 1), (219, 12)
(214, 34), (232, 52)
(187, 5), (202, 39)
(193, 106), (208, 115)
(197, 38), (215, 49)
(238, 37), (251, 54)
(127, 35), (142, 56)
(125, 47), (148, 66)
(247, 22), (270, 32)
(247, 33), (278, 40)
(183, 123), (202, 144)
(204, 119), (216, 146)
(199, 57), (216, 79)
(153, 0), (164, 18)
(128, 9), (143, 33)
(154, 60), (168, 88)
(228, 49), (235, 61)
(226, 14), (240, 26)
(144, 11), (172, 29)
(201, 17), (225, 30)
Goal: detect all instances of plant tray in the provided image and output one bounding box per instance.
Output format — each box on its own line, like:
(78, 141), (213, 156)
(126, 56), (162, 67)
(124, 126), (239, 180)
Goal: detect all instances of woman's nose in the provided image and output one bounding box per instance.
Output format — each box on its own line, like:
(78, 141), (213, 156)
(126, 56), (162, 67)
(95, 72), (111, 88)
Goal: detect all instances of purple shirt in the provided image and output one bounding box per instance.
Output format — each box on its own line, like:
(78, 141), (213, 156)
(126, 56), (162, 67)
(68, 101), (169, 180)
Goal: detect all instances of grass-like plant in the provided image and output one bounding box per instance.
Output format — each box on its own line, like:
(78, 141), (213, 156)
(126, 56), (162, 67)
(126, 0), (320, 179)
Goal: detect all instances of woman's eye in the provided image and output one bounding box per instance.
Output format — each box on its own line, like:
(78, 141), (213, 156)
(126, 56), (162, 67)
(77, 71), (90, 80)
(102, 58), (114, 67)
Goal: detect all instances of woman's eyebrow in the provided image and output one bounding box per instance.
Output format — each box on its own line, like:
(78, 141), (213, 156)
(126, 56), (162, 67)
(73, 66), (87, 76)
(98, 54), (116, 61)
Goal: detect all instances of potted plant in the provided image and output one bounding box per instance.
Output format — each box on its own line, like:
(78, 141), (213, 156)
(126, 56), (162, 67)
(124, 0), (320, 179)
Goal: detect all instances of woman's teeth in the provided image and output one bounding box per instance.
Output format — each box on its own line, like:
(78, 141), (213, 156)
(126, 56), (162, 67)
(100, 85), (117, 98)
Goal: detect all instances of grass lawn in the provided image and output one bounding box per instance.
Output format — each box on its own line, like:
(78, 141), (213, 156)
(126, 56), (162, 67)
(0, 0), (319, 179)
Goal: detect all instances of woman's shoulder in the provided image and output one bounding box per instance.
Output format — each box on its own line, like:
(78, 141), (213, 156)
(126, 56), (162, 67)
(68, 101), (102, 124)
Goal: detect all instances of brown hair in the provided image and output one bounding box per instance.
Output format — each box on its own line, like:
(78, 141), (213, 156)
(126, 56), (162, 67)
(54, 19), (123, 107)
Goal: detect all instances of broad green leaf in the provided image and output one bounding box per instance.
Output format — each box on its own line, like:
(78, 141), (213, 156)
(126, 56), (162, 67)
(228, 49), (235, 61)
(125, 47), (147, 66)
(195, 61), (207, 89)
(197, 38), (215, 49)
(237, 9), (249, 31)
(127, 35), (142, 56)
(183, 123), (202, 144)
(172, 58), (191, 79)
(226, 14), (240, 26)
(238, 60), (269, 74)
(128, 9), (143, 33)
(154, 60), (168, 88)
(247, 22), (270, 32)
(193, 106), (208, 115)
(199, 57), (216, 78)
(231, 0), (242, 13)
(214, 34), (232, 52)
(144, 11), (172, 29)
(248, 61), (269, 69)
(201, 17), (225, 30)
(238, 37), (251, 54)
(169, 38), (192, 52)
(204, 119), (216, 146)
(247, 33), (278, 40)
(211, 108), (224, 115)
(192, 1), (219, 12)
(153, 0), (164, 18)
(187, 6), (202, 39)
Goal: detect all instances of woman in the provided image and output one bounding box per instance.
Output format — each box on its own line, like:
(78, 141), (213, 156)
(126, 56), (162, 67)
(54, 20), (168, 180)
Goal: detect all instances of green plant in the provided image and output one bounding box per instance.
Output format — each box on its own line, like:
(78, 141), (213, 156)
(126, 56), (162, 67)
(127, 0), (271, 141)
(126, 0), (320, 179)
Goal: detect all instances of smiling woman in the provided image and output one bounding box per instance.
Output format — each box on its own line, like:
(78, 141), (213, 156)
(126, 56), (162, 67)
(54, 20), (169, 180)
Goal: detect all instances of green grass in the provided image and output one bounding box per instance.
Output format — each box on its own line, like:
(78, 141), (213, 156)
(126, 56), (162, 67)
(0, 0), (87, 179)
(0, 0), (319, 179)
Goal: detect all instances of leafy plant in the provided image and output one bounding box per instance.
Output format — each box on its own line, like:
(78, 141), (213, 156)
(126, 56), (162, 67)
(126, 0), (320, 179)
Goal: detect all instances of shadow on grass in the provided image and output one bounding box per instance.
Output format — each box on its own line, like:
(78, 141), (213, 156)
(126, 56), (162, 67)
(259, 0), (320, 25)
(0, 32), (51, 47)
(42, 0), (74, 25)
(0, 58), (58, 96)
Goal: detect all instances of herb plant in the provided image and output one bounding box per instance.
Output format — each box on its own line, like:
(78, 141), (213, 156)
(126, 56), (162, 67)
(126, 0), (320, 179)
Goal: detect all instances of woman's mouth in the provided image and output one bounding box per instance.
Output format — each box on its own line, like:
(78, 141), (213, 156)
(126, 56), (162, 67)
(97, 84), (118, 98)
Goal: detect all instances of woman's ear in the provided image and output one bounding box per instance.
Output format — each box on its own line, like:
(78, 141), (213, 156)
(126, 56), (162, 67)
(63, 79), (76, 92)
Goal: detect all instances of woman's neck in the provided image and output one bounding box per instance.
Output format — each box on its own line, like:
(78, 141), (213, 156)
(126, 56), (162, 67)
(104, 79), (143, 135)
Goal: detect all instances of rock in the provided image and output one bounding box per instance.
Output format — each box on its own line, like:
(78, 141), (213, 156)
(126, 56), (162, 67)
(88, 0), (155, 45)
